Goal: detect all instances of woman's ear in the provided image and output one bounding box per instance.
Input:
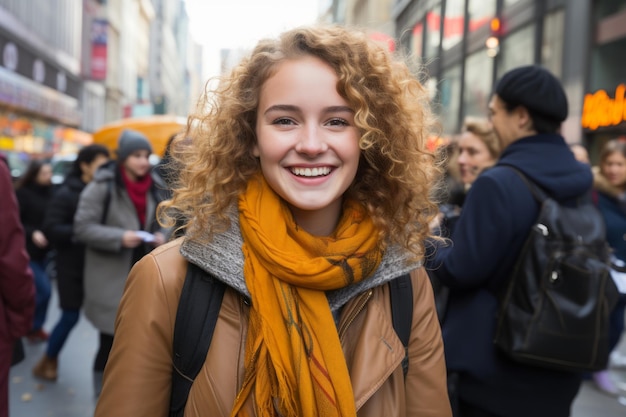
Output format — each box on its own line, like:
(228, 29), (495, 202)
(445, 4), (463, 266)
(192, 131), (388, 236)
(252, 143), (260, 157)
(516, 106), (534, 133)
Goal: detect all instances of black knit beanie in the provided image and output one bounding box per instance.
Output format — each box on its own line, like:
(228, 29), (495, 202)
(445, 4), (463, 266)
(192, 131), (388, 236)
(494, 65), (568, 122)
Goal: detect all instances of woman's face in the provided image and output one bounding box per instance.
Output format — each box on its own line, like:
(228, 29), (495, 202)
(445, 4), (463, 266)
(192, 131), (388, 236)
(254, 56), (361, 236)
(456, 132), (495, 185)
(602, 151), (626, 189)
(123, 150), (151, 180)
(36, 163), (52, 186)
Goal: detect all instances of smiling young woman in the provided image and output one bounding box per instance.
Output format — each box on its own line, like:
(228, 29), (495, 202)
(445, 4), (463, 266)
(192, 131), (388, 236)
(94, 25), (450, 417)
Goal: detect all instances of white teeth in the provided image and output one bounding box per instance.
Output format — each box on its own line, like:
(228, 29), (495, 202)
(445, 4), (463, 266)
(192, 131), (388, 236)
(291, 167), (332, 177)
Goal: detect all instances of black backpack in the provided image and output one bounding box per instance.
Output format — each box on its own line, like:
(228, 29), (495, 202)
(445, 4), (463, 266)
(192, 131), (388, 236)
(493, 167), (619, 373)
(169, 263), (413, 417)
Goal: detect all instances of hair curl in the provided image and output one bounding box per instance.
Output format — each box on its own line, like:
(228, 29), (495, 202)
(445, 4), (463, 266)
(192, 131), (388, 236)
(160, 25), (441, 260)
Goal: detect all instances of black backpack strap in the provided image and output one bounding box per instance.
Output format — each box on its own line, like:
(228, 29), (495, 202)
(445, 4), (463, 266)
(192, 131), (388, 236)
(502, 165), (548, 203)
(100, 179), (113, 224)
(389, 273), (413, 378)
(169, 263), (226, 417)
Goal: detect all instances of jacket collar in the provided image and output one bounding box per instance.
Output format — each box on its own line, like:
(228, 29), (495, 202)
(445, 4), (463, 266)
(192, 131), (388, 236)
(180, 206), (420, 312)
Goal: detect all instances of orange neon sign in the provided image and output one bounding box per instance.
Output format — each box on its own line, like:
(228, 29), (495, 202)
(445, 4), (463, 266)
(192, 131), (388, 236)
(582, 84), (626, 130)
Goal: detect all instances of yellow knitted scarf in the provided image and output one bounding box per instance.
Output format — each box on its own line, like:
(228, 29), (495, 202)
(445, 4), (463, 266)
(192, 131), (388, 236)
(231, 175), (383, 417)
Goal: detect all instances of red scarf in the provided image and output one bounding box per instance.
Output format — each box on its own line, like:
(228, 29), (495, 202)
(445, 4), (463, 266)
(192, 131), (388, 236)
(120, 167), (153, 227)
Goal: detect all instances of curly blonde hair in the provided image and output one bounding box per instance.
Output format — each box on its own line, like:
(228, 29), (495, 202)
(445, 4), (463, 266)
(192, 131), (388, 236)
(161, 25), (441, 259)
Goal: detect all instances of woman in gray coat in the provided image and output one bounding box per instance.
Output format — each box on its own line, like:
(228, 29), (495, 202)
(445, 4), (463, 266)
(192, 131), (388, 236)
(74, 130), (169, 375)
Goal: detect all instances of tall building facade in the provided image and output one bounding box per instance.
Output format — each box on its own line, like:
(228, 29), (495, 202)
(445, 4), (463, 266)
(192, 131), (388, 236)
(330, 0), (625, 161)
(392, 0), (626, 159)
(0, 0), (89, 161)
(0, 0), (203, 171)
(149, 0), (192, 116)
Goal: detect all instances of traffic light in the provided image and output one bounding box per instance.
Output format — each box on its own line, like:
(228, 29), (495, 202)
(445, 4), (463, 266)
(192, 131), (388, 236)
(485, 17), (503, 57)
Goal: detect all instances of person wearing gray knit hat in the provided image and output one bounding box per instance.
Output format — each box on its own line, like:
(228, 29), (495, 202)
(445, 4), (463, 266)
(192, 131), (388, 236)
(116, 129), (152, 161)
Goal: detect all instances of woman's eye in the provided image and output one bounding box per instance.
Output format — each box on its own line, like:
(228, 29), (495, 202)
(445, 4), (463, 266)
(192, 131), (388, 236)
(327, 118), (349, 126)
(273, 118), (295, 125)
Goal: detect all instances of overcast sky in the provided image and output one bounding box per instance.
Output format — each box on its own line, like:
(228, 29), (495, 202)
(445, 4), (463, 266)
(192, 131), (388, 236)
(184, 0), (324, 78)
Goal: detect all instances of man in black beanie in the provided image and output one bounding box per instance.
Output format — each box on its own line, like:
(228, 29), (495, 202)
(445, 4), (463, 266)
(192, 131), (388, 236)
(426, 65), (591, 417)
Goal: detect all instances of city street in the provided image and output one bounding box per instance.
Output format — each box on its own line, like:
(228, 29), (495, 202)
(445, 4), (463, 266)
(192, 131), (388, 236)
(9, 284), (626, 416)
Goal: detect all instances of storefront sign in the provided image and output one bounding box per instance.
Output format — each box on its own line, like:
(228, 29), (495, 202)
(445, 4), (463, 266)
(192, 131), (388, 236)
(90, 19), (108, 80)
(0, 66), (80, 125)
(582, 84), (626, 130)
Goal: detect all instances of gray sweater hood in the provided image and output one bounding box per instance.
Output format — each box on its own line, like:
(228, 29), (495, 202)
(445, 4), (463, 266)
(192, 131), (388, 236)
(180, 208), (421, 311)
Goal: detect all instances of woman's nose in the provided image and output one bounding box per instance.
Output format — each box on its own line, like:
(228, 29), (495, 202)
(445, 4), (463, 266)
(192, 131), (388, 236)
(295, 125), (328, 155)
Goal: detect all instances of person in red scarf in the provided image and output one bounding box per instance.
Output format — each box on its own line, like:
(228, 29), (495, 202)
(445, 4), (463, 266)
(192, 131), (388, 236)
(73, 129), (170, 393)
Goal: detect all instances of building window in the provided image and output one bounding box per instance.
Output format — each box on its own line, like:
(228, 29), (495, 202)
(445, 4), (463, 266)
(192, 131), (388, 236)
(442, 0), (465, 51)
(542, 9), (564, 78)
(590, 37), (626, 92)
(463, 49), (493, 119)
(425, 5), (442, 59)
(412, 21), (424, 60)
(594, 0), (626, 20)
(468, 0), (496, 33)
(497, 24), (534, 79)
(440, 64), (462, 133)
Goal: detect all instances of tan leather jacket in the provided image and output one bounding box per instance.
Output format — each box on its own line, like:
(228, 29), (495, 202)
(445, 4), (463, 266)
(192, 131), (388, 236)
(95, 239), (451, 417)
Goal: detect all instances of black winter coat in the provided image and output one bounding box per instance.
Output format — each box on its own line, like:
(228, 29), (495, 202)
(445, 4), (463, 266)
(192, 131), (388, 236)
(15, 183), (52, 262)
(42, 175), (87, 309)
(427, 134), (591, 417)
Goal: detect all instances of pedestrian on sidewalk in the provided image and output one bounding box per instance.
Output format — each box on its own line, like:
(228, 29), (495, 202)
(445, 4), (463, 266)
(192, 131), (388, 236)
(14, 160), (54, 343)
(591, 139), (626, 395)
(426, 65), (590, 416)
(94, 25), (450, 417)
(0, 154), (35, 417)
(73, 130), (169, 379)
(33, 145), (110, 381)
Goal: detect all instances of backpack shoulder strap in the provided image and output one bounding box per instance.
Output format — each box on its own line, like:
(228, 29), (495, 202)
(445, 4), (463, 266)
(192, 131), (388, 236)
(502, 165), (547, 203)
(169, 263), (226, 417)
(100, 179), (113, 224)
(389, 273), (413, 378)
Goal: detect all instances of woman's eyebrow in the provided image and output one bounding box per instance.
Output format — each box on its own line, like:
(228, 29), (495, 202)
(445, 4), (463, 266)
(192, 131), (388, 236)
(263, 105), (354, 115)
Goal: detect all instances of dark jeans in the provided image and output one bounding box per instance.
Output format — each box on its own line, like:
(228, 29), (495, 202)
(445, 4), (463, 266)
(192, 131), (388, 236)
(94, 332), (114, 372)
(458, 400), (503, 417)
(46, 309), (80, 358)
(609, 293), (626, 352)
(30, 260), (51, 331)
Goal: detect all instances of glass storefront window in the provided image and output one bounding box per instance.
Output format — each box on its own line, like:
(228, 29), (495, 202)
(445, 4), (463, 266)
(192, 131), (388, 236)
(497, 24), (534, 79)
(425, 5), (442, 58)
(468, 0), (496, 33)
(442, 0), (465, 51)
(412, 21), (424, 60)
(590, 37), (626, 92)
(542, 10), (564, 78)
(439, 65), (462, 133)
(594, 0), (626, 20)
(463, 50), (493, 119)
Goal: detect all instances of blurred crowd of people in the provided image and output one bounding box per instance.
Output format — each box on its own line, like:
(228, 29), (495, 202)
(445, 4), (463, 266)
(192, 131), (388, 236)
(0, 23), (625, 417)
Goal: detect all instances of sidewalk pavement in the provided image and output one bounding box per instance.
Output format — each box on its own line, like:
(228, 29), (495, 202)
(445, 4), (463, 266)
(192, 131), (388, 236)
(9, 285), (626, 416)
